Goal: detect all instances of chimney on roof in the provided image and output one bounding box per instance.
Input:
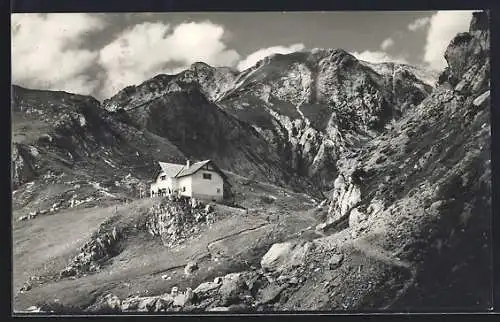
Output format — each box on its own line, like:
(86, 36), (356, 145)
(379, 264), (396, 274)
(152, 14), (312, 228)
(186, 159), (191, 167)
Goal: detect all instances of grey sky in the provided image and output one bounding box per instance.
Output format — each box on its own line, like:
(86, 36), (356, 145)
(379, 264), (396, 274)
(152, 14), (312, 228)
(11, 11), (475, 100)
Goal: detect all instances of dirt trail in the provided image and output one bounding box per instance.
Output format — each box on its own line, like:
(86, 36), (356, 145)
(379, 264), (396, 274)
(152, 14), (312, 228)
(206, 222), (270, 252)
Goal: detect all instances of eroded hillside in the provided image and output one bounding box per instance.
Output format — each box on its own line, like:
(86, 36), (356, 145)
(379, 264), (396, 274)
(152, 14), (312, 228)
(12, 10), (491, 314)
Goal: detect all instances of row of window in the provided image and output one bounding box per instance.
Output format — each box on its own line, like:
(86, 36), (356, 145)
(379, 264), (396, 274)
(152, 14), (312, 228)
(160, 173), (213, 180)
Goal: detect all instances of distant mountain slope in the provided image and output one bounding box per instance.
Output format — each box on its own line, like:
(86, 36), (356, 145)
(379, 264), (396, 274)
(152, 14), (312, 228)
(10, 9), (491, 314)
(102, 49), (435, 192)
(10, 23), (441, 217)
(313, 10), (491, 310)
(11, 85), (188, 216)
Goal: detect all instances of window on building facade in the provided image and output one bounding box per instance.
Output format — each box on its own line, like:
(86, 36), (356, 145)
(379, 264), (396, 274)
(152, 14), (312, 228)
(183, 187), (186, 192)
(203, 173), (212, 180)
(217, 188), (221, 193)
(160, 175), (166, 180)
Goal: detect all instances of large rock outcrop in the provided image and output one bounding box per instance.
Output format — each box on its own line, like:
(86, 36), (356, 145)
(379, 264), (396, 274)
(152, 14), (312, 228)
(101, 48), (436, 193)
(315, 10), (491, 310)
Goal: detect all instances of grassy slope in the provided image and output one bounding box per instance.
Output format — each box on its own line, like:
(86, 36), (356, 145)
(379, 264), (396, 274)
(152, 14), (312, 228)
(13, 174), (320, 312)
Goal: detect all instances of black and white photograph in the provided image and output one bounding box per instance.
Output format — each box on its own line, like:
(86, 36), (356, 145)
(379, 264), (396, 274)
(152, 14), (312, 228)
(10, 9), (492, 314)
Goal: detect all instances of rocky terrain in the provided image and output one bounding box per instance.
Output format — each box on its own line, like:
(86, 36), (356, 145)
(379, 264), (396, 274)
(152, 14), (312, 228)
(12, 11), (491, 313)
(101, 44), (436, 193)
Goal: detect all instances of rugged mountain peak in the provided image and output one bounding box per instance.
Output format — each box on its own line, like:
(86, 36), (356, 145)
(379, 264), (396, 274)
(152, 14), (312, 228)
(180, 62), (238, 101)
(12, 84), (102, 109)
(440, 10), (489, 89)
(470, 10), (489, 32)
(320, 10), (490, 310)
(189, 61), (212, 71)
(96, 40), (439, 193)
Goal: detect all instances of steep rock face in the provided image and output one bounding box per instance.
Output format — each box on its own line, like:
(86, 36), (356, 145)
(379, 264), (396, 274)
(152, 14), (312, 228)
(101, 62), (238, 112)
(178, 62), (239, 101)
(216, 49), (434, 190)
(145, 197), (217, 247)
(101, 50), (435, 192)
(317, 10), (491, 310)
(112, 85), (301, 189)
(11, 85), (187, 215)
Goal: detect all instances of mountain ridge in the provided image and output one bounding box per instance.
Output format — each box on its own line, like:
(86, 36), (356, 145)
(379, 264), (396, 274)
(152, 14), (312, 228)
(11, 10), (491, 313)
(98, 47), (436, 191)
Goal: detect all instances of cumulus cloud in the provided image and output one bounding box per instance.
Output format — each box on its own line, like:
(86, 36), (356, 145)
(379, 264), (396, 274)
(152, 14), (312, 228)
(408, 17), (431, 31)
(423, 10), (474, 71)
(236, 43), (305, 71)
(11, 13), (106, 96)
(380, 37), (395, 51)
(98, 20), (240, 98)
(351, 50), (409, 65)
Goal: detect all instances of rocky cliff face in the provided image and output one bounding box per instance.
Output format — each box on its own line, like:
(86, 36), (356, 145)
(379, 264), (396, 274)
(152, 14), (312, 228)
(317, 10), (491, 310)
(11, 85), (187, 217)
(101, 49), (435, 192)
(12, 10), (491, 313)
(216, 49), (435, 190)
(110, 86), (296, 188)
(98, 11), (489, 312)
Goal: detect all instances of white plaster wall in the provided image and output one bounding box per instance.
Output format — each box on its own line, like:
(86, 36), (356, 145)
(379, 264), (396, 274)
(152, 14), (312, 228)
(178, 176), (193, 197)
(150, 168), (225, 201)
(190, 170), (224, 201)
(151, 173), (175, 195)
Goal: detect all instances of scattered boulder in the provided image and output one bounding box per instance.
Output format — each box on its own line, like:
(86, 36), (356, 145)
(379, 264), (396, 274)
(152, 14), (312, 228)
(472, 90), (490, 107)
(28, 211), (38, 219)
(315, 221), (331, 232)
(194, 281), (221, 296)
(184, 261), (199, 275)
(219, 272), (249, 305)
(241, 271), (262, 293)
(327, 254), (344, 270)
(349, 207), (368, 230)
(87, 293), (121, 312)
(261, 241), (312, 273)
(60, 266), (77, 278)
(206, 213), (215, 225)
(154, 296), (174, 312)
(29, 275), (40, 281)
(172, 288), (194, 307)
(172, 293), (187, 307)
(185, 288), (194, 304)
(316, 199), (328, 209)
(137, 297), (158, 312)
(20, 282), (32, 292)
(121, 294), (175, 312)
(103, 294), (122, 311)
(261, 242), (295, 271)
(258, 284), (287, 305)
